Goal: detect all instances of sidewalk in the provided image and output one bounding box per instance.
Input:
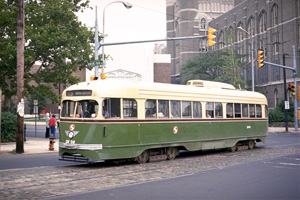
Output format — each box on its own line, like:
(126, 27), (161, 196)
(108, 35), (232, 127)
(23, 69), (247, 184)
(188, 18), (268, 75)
(0, 137), (59, 156)
(0, 127), (299, 156)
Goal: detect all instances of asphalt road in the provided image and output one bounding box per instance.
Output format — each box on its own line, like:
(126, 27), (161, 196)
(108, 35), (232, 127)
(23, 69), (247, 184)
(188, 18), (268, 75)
(0, 132), (299, 200)
(0, 132), (298, 170)
(50, 153), (300, 200)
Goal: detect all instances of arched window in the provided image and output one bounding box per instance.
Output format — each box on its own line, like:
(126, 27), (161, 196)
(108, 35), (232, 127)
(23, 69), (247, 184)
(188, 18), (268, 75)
(219, 30), (225, 48)
(237, 22), (244, 41)
(227, 26), (234, 44)
(200, 18), (206, 30)
(247, 16), (255, 36)
(258, 10), (267, 33)
(274, 89), (278, 107)
(271, 4), (278, 26)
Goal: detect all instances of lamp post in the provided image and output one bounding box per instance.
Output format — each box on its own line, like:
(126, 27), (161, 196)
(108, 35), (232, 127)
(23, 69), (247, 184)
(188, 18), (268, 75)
(237, 26), (254, 91)
(99, 1), (132, 79)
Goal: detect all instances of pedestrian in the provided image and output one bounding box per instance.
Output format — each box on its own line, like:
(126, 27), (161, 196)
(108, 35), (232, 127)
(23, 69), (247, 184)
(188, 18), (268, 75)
(49, 114), (57, 139)
(45, 113), (50, 138)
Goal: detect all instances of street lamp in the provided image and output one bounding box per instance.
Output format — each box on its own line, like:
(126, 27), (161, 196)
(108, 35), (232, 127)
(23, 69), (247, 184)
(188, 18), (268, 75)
(237, 26), (254, 92)
(100, 1), (132, 79)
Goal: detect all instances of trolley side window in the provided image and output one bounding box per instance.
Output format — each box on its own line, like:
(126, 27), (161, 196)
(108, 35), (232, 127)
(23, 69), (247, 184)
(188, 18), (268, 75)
(234, 103), (241, 118)
(182, 101), (191, 118)
(171, 100), (181, 118)
(61, 100), (76, 117)
(242, 104), (249, 118)
(145, 99), (156, 118)
(76, 100), (99, 118)
(103, 98), (121, 118)
(193, 101), (202, 118)
(256, 105), (262, 118)
(249, 104), (255, 118)
(265, 105), (268, 118)
(206, 102), (214, 118)
(158, 100), (169, 118)
(123, 99), (137, 118)
(226, 103), (233, 118)
(215, 102), (223, 118)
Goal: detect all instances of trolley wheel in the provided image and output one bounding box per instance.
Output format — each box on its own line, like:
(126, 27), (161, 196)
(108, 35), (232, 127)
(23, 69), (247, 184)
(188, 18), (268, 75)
(135, 150), (149, 164)
(228, 145), (237, 152)
(167, 147), (178, 160)
(248, 140), (255, 149)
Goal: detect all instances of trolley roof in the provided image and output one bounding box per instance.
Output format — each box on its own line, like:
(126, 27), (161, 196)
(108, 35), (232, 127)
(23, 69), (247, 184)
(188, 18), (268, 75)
(62, 80), (267, 105)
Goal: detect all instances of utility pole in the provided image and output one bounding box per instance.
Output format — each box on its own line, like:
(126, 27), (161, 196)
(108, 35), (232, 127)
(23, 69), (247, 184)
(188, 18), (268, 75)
(283, 54), (288, 132)
(16, 0), (24, 153)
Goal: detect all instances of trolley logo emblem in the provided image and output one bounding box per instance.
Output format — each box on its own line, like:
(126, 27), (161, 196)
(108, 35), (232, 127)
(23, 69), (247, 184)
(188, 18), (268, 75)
(173, 126), (178, 134)
(65, 124), (79, 141)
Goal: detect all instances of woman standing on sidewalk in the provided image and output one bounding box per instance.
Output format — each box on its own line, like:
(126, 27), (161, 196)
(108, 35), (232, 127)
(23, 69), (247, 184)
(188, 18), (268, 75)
(49, 114), (57, 139)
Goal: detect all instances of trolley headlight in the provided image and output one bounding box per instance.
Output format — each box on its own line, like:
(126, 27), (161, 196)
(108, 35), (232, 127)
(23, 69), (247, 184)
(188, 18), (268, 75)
(68, 131), (74, 139)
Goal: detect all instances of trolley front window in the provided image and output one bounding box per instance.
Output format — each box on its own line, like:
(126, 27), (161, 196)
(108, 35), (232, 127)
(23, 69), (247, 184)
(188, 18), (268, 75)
(75, 100), (99, 118)
(61, 100), (76, 117)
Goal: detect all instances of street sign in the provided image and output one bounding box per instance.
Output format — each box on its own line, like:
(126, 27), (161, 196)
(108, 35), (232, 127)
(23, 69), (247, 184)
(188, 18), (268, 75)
(285, 101), (290, 110)
(34, 100), (38, 106)
(88, 60), (104, 67)
(34, 106), (38, 114)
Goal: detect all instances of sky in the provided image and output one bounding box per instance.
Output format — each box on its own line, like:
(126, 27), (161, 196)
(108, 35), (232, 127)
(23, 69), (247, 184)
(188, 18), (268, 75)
(77, 0), (167, 81)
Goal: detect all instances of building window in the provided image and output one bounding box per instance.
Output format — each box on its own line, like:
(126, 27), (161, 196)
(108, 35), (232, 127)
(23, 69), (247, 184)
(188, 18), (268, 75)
(200, 18), (206, 30)
(258, 11), (267, 33)
(247, 16), (255, 36)
(272, 33), (279, 55)
(219, 30), (225, 48)
(274, 89), (279, 107)
(237, 22), (244, 42)
(271, 4), (278, 26)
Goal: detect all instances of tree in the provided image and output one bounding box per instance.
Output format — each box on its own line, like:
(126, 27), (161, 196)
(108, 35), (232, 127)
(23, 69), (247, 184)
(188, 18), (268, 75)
(180, 50), (226, 84)
(181, 29), (247, 88)
(0, 0), (94, 111)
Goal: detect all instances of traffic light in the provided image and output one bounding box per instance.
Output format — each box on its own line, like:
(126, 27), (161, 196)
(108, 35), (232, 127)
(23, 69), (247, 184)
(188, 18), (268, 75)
(101, 72), (108, 80)
(297, 86), (300, 101)
(207, 27), (216, 47)
(289, 83), (296, 96)
(90, 75), (98, 81)
(258, 50), (264, 68)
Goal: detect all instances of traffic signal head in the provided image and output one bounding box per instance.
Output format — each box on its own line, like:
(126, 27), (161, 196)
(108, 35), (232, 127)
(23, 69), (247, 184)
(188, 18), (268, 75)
(101, 72), (108, 80)
(289, 83), (296, 96)
(258, 50), (264, 68)
(90, 75), (98, 81)
(207, 27), (216, 47)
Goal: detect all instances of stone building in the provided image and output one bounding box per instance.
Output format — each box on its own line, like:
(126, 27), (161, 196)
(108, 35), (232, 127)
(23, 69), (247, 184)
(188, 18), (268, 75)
(166, 0), (234, 83)
(209, 0), (300, 108)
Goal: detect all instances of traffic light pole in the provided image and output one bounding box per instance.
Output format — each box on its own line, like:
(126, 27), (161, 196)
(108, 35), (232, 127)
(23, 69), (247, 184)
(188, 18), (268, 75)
(263, 45), (298, 131)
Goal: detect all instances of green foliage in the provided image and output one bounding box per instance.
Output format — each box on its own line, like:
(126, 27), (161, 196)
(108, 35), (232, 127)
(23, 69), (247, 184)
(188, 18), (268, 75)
(1, 0), (94, 110)
(268, 101), (294, 123)
(181, 27), (247, 88)
(268, 108), (285, 123)
(1, 112), (17, 143)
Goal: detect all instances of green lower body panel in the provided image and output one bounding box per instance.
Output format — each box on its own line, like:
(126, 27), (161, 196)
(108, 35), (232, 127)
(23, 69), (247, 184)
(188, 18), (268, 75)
(59, 120), (268, 161)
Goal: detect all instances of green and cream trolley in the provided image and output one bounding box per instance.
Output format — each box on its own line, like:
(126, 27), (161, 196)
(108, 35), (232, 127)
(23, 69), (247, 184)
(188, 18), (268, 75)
(59, 79), (268, 163)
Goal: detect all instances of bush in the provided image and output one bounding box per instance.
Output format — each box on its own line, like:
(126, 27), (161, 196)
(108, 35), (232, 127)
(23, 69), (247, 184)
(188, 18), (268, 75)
(269, 108), (285, 123)
(269, 101), (294, 123)
(1, 112), (17, 143)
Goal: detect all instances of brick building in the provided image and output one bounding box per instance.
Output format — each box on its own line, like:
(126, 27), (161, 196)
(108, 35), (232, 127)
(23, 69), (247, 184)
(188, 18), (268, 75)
(209, 0), (300, 108)
(166, 0), (234, 83)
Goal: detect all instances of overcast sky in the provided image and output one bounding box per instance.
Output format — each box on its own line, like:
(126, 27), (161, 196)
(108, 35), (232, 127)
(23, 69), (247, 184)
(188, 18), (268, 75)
(77, 0), (166, 78)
